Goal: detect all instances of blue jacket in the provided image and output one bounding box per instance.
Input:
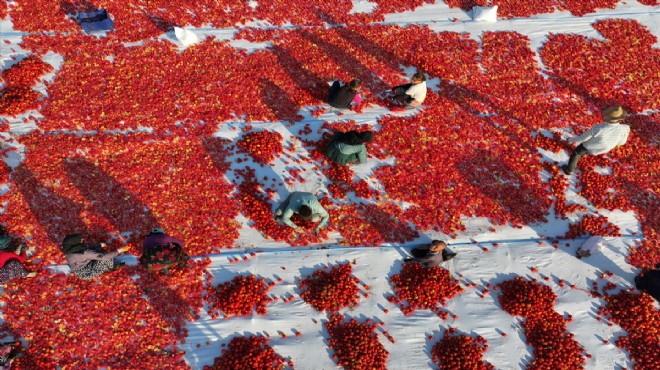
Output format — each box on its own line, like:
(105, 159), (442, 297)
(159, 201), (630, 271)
(281, 192), (329, 230)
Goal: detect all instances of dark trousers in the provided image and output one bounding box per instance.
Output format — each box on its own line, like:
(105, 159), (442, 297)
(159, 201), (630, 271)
(392, 83), (413, 104)
(328, 81), (341, 103)
(566, 144), (590, 173)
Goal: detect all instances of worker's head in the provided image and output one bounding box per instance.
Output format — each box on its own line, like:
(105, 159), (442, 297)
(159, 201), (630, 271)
(348, 79), (362, 91)
(298, 205), (312, 217)
(601, 105), (627, 123)
(61, 233), (85, 254)
(411, 72), (426, 84)
(430, 240), (447, 253)
(358, 131), (374, 143)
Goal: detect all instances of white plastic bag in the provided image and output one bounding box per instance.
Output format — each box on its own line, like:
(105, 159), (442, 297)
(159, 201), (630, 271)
(174, 27), (199, 47)
(471, 6), (498, 23)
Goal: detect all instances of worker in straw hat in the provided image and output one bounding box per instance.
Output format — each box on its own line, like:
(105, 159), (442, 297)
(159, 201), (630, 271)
(561, 105), (630, 175)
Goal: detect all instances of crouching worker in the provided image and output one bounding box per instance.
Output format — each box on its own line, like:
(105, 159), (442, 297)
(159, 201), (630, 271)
(0, 226), (37, 285)
(0, 246), (37, 285)
(274, 191), (329, 234)
(324, 130), (374, 165)
(561, 105), (629, 175)
(390, 72), (427, 108)
(140, 228), (189, 274)
(62, 233), (129, 280)
(328, 79), (363, 109)
(404, 240), (456, 267)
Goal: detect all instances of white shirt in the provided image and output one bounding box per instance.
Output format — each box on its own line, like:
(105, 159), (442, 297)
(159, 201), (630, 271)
(405, 81), (427, 103)
(574, 123), (630, 155)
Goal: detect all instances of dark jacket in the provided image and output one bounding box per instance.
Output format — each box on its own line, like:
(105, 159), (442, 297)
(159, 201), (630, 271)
(409, 246), (444, 268)
(329, 84), (358, 109)
(61, 234), (88, 254)
(325, 139), (367, 165)
(142, 233), (183, 254)
(635, 270), (660, 302)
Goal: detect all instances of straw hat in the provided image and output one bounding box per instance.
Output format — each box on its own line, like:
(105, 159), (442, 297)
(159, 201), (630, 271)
(174, 27), (199, 47)
(601, 106), (627, 122)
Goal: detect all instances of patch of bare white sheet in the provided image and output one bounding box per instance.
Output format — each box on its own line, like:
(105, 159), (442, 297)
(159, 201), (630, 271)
(179, 231), (639, 369)
(350, 0), (377, 15)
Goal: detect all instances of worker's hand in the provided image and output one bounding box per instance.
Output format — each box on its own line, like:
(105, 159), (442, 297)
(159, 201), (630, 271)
(295, 227), (304, 233)
(314, 228), (321, 235)
(118, 246), (130, 254)
(567, 135), (580, 143)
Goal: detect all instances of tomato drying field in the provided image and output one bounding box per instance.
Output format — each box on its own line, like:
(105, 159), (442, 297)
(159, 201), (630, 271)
(0, 0), (658, 369)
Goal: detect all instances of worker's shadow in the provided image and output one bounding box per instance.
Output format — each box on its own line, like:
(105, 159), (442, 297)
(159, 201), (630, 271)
(64, 157), (160, 247)
(260, 78), (304, 123)
(11, 164), (101, 249)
